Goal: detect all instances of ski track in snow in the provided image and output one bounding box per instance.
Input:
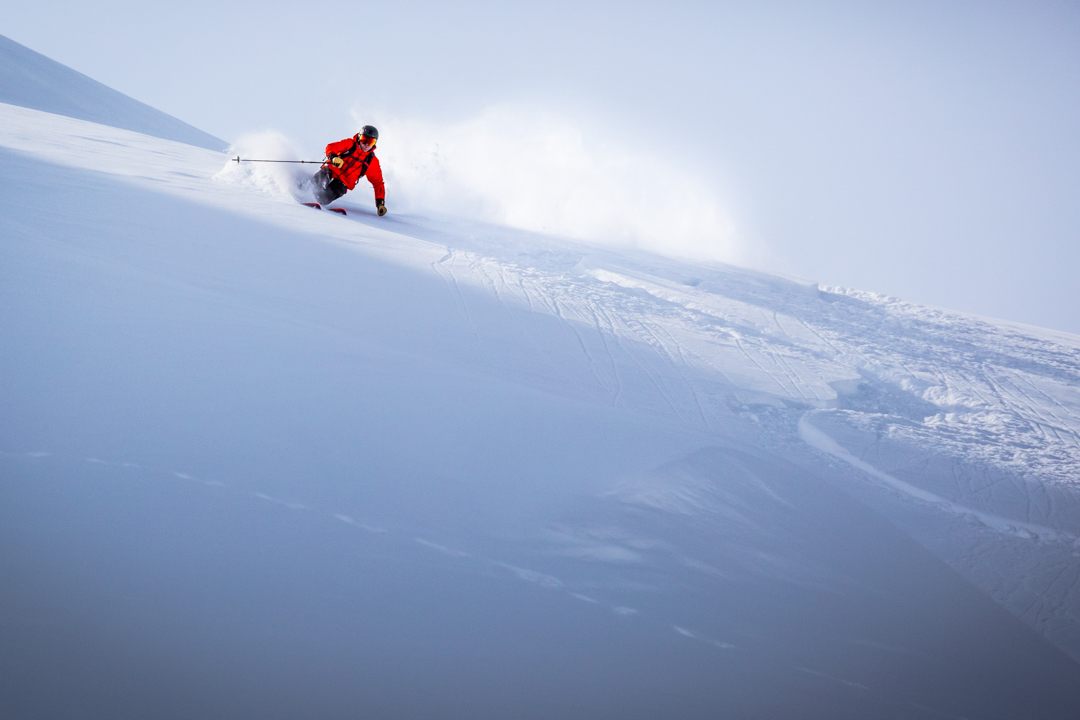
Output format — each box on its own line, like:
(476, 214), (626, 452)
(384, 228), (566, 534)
(798, 416), (1077, 545)
(4, 101), (1080, 659)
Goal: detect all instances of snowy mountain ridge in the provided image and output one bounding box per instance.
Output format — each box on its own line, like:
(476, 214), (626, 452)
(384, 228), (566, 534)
(0, 33), (226, 151)
(5, 57), (1080, 713)
(5, 98), (1077, 662)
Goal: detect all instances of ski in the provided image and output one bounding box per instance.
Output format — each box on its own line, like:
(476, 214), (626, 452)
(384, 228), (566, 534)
(301, 202), (346, 215)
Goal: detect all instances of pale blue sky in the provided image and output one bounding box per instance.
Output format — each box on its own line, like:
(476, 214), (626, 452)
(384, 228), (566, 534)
(3, 0), (1079, 332)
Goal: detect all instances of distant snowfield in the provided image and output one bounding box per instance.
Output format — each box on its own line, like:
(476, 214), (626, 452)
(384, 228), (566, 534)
(3, 101), (1080, 716)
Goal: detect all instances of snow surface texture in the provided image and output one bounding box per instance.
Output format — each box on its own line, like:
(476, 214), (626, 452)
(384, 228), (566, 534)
(3, 97), (1080, 718)
(0, 33), (227, 152)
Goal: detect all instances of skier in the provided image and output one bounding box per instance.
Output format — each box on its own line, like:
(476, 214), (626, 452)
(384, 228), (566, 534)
(310, 125), (386, 215)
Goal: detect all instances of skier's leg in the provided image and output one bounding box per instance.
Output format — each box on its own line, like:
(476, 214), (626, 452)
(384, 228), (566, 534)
(311, 168), (348, 205)
(324, 177), (348, 204)
(314, 181), (348, 205)
(310, 168), (331, 204)
(309, 168), (330, 203)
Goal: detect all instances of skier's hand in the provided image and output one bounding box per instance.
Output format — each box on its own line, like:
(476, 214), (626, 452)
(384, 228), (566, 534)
(330, 156), (344, 168)
(376, 199), (387, 216)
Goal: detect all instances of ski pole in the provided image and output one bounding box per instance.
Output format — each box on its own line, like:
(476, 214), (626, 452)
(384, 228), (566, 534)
(233, 157), (325, 164)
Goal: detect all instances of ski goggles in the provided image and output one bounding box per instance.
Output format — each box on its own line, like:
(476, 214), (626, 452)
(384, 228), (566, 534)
(358, 135), (376, 148)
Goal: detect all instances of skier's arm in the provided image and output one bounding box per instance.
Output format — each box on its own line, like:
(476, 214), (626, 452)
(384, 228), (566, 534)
(324, 137), (355, 158)
(366, 155), (385, 202)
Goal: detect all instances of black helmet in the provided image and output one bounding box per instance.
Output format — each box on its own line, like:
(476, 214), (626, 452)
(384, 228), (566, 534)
(359, 125), (379, 141)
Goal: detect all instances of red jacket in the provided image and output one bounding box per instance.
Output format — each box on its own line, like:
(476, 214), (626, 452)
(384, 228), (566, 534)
(325, 135), (385, 199)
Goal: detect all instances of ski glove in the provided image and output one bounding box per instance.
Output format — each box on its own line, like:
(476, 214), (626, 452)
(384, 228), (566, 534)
(330, 156), (344, 168)
(376, 198), (387, 216)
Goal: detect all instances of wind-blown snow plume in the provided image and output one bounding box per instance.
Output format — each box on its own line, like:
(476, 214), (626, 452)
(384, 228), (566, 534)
(215, 131), (312, 200)
(359, 105), (742, 262)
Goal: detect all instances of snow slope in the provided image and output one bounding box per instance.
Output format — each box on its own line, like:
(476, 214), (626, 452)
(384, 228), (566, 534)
(3, 96), (1080, 716)
(0, 33), (226, 151)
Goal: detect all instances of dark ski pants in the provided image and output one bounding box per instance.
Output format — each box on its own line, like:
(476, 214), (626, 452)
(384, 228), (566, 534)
(311, 167), (348, 205)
